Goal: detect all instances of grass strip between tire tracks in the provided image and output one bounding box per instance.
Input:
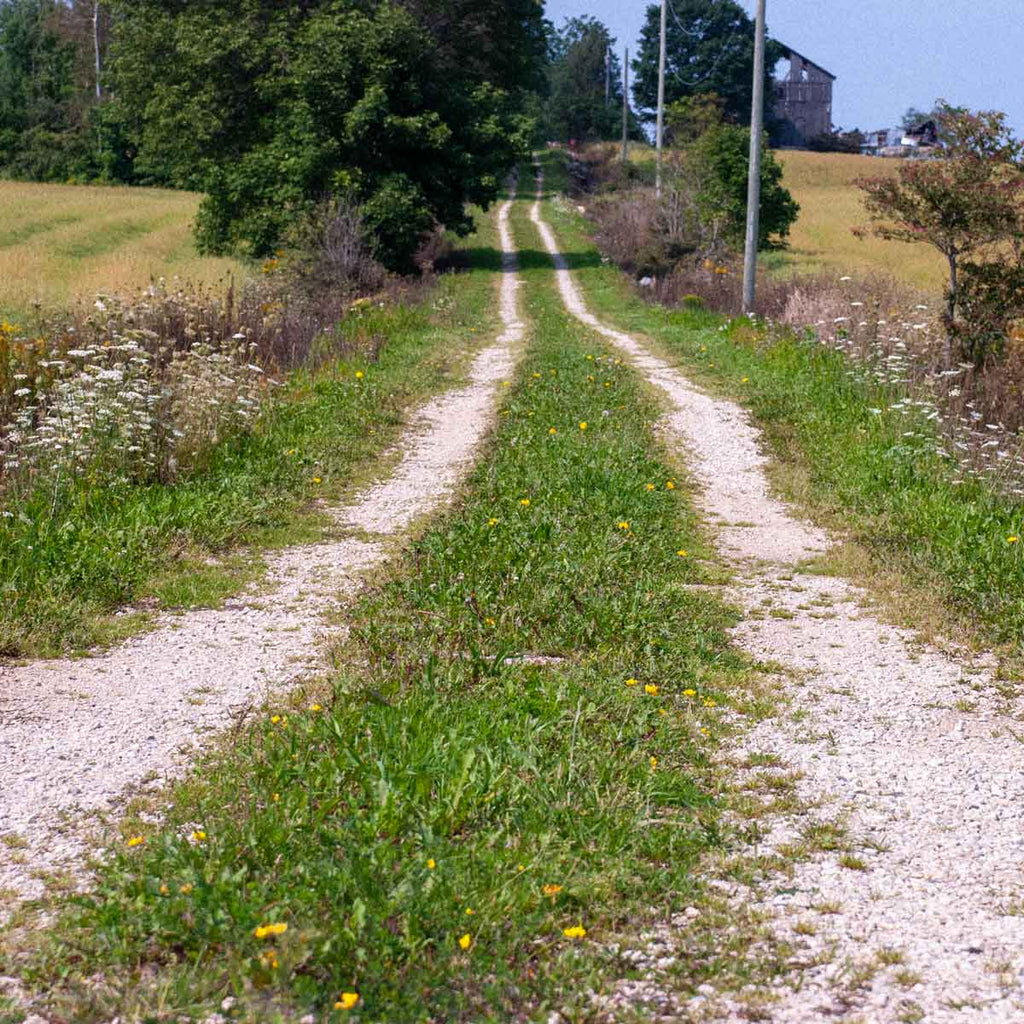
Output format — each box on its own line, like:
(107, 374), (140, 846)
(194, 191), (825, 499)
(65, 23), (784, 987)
(8, 190), (764, 1022)
(537, 151), (1024, 658)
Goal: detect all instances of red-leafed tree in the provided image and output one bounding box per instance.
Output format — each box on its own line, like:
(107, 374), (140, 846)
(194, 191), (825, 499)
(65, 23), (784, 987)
(855, 104), (1024, 364)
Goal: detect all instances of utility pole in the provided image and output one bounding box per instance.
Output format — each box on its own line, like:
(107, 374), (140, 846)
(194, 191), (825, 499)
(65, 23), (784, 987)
(742, 0), (767, 314)
(621, 47), (629, 164)
(655, 0), (667, 197)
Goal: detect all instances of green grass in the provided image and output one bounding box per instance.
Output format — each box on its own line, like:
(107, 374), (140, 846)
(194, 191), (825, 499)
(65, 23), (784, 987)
(7, 188), (769, 1022)
(0, 221), (503, 658)
(535, 150), (1024, 653)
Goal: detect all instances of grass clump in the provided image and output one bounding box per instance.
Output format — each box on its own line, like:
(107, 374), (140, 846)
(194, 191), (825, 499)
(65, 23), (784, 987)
(13, 225), (753, 1021)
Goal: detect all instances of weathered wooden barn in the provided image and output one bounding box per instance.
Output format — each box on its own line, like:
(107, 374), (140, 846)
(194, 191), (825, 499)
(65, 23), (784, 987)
(772, 45), (835, 147)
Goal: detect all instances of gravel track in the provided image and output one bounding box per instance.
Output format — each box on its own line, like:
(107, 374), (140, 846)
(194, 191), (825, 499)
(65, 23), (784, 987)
(0, 194), (524, 913)
(530, 179), (1024, 1022)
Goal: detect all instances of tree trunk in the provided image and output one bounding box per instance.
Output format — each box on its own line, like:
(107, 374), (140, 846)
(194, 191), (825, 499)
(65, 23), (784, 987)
(94, 2), (102, 100)
(944, 249), (957, 366)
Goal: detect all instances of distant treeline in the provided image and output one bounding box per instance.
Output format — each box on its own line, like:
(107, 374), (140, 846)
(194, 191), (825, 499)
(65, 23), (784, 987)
(0, 0), (762, 269)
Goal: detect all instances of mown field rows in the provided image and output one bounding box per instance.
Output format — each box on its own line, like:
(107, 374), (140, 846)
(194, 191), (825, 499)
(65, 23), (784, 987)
(0, 180), (243, 320)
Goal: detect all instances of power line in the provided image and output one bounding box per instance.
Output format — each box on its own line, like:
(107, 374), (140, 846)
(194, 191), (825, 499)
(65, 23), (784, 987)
(665, 0), (742, 87)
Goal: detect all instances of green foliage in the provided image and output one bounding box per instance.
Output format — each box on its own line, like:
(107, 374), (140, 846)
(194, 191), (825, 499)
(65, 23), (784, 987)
(0, 0), (104, 181)
(693, 125), (799, 249)
(632, 0), (783, 126)
(665, 91), (725, 145)
(543, 16), (623, 143)
(106, 0), (543, 270)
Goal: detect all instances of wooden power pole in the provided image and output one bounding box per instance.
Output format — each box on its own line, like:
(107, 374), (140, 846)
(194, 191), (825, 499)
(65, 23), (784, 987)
(621, 47), (629, 164)
(742, 0), (767, 314)
(655, 0), (667, 197)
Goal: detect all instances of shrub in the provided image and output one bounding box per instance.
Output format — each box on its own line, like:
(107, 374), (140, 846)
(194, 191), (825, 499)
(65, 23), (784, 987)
(693, 125), (799, 249)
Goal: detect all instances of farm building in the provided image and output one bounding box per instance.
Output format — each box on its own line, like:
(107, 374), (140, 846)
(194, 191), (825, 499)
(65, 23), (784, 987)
(772, 45), (835, 147)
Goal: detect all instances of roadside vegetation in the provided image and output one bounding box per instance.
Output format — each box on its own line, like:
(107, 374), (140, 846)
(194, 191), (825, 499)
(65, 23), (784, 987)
(7, 206), (770, 1022)
(0, 211), (501, 658)
(538, 149), (1024, 653)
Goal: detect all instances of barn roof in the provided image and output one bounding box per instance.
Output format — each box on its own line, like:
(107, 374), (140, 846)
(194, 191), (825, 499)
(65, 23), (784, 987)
(777, 44), (836, 81)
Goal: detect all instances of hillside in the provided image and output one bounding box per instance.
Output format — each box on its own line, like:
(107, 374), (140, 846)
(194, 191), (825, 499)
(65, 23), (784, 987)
(775, 149), (946, 291)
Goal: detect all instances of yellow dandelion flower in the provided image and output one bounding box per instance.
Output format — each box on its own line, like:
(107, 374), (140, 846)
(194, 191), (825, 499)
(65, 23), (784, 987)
(427, 858), (436, 870)
(310, 703), (322, 711)
(488, 517), (499, 526)
(271, 715), (281, 724)
(542, 884), (563, 897)
(459, 933), (472, 950)
(579, 421), (587, 431)
(335, 993), (360, 1010)
(677, 549), (688, 558)
(646, 483), (656, 491)
(644, 684), (659, 696)
(563, 925), (587, 939)
(665, 481), (675, 490)
(159, 883), (169, 895)
(617, 520), (630, 530)
(484, 617), (496, 627)
(254, 922), (288, 939)
(272, 793), (280, 802)
(179, 883), (193, 894)
(1008, 536), (1019, 544)
(355, 371), (364, 379)
(127, 836), (145, 847)
(549, 427), (557, 435)
(683, 688), (696, 697)
(312, 477), (322, 484)
(190, 830), (206, 843)
(586, 354), (593, 360)
(517, 864), (526, 872)
(742, 377), (749, 383)
(520, 498), (531, 507)
(625, 677), (638, 687)
(649, 756), (658, 770)
(658, 708), (667, 716)
(465, 907), (475, 916)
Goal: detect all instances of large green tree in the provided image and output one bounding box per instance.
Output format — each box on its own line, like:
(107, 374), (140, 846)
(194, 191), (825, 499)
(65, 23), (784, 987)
(106, 0), (545, 269)
(632, 0), (782, 127)
(543, 16), (623, 143)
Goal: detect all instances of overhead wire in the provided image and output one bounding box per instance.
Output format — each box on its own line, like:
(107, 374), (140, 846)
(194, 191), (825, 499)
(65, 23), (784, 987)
(665, 0), (742, 87)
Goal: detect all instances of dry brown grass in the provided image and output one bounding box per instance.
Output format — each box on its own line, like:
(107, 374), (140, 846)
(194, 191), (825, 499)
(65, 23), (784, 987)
(0, 180), (244, 319)
(774, 151), (946, 291)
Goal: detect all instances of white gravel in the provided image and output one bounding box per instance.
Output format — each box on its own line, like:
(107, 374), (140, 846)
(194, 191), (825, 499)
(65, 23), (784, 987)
(531, 178), (1024, 1022)
(0, 193), (524, 914)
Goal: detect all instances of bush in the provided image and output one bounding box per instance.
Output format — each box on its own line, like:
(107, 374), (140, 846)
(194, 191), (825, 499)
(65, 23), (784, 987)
(693, 125), (799, 249)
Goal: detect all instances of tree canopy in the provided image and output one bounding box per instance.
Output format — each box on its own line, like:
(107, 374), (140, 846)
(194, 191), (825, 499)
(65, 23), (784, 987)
(632, 0), (782, 127)
(104, 0), (545, 269)
(542, 16), (624, 143)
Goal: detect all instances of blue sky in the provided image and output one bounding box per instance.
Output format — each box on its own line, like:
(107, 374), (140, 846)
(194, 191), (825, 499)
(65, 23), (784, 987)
(543, 0), (1024, 135)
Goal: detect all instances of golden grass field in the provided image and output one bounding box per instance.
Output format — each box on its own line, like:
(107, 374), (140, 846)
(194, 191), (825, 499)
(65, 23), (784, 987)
(775, 150), (946, 291)
(0, 180), (245, 320)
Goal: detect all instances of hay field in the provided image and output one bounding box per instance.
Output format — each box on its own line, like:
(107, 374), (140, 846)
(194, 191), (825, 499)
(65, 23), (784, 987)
(0, 180), (245, 320)
(775, 150), (946, 292)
